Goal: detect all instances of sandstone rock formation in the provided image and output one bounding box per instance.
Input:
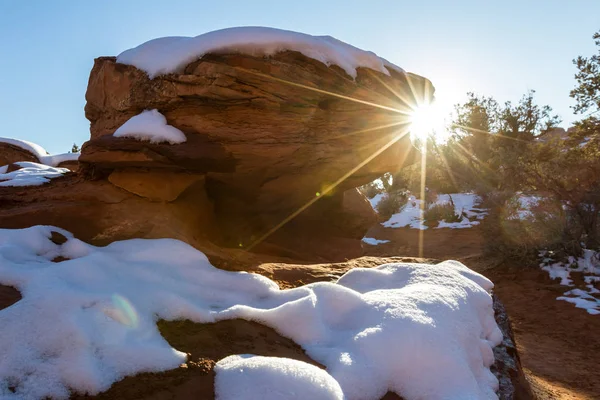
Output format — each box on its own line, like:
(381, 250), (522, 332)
(0, 140), (80, 171)
(0, 142), (39, 166)
(2, 29), (430, 260)
(79, 50), (428, 251)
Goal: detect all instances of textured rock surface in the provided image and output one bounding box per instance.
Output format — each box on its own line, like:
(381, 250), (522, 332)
(0, 175), (217, 247)
(108, 169), (206, 202)
(492, 295), (533, 400)
(0, 174), (373, 261)
(81, 51), (427, 247)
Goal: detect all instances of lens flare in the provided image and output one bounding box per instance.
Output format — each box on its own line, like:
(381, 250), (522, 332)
(104, 294), (139, 328)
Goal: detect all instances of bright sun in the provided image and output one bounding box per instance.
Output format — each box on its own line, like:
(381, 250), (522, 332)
(408, 101), (450, 143)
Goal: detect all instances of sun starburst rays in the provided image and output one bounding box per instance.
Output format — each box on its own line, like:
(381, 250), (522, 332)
(234, 64), (438, 253)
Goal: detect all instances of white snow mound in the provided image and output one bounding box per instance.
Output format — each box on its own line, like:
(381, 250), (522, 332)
(113, 109), (187, 144)
(0, 226), (502, 399)
(215, 355), (344, 400)
(117, 26), (403, 79)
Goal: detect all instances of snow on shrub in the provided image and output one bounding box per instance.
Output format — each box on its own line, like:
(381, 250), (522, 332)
(0, 226), (502, 399)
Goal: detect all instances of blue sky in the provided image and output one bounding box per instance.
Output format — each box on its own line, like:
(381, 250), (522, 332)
(0, 0), (598, 154)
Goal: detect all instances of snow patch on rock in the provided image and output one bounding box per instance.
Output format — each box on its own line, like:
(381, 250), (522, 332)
(117, 26), (403, 79)
(113, 109), (187, 144)
(0, 137), (80, 168)
(0, 162), (69, 187)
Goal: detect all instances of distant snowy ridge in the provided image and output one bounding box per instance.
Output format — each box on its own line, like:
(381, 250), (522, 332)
(0, 137), (79, 167)
(113, 109), (187, 144)
(117, 26), (404, 79)
(0, 226), (502, 399)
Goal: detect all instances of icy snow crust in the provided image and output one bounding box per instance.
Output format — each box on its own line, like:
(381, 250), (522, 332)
(215, 355), (344, 400)
(116, 27), (403, 79)
(0, 137), (80, 168)
(113, 109), (187, 144)
(0, 226), (502, 399)
(0, 162), (69, 187)
(382, 193), (487, 230)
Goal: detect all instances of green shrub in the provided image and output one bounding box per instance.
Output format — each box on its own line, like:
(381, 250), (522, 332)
(376, 191), (407, 220)
(424, 201), (462, 224)
(480, 192), (568, 264)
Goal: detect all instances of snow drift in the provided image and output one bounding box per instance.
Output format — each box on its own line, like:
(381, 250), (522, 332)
(0, 226), (502, 399)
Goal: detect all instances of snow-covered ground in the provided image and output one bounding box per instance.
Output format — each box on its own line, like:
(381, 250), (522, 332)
(381, 193), (487, 230)
(0, 226), (502, 399)
(0, 137), (79, 168)
(0, 162), (69, 187)
(540, 249), (600, 315)
(113, 109), (187, 144)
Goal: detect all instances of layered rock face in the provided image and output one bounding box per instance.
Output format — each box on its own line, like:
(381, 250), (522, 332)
(80, 50), (430, 252)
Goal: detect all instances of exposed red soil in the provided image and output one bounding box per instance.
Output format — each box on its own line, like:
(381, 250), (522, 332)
(364, 224), (600, 400)
(363, 224), (484, 260)
(486, 266), (600, 400)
